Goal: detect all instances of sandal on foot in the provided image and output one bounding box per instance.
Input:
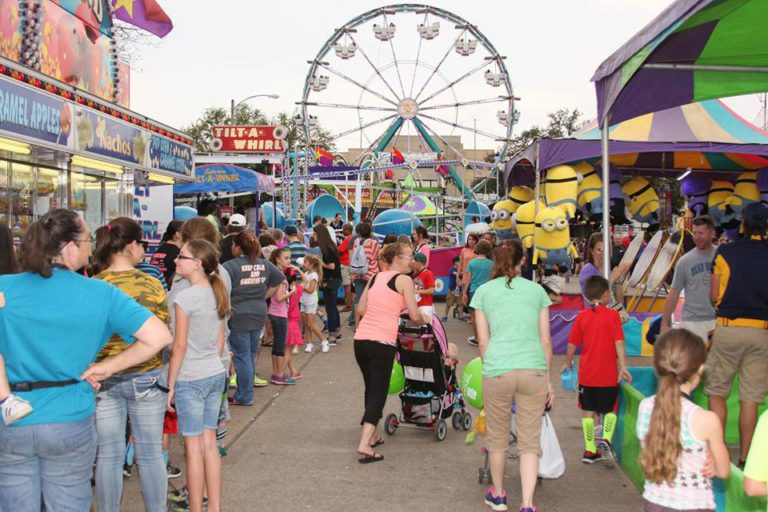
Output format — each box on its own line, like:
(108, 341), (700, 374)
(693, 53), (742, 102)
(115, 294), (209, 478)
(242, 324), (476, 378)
(370, 438), (385, 448)
(358, 452), (384, 464)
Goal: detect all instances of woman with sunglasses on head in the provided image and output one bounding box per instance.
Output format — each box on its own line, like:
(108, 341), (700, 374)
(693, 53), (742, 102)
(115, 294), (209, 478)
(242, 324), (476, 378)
(353, 242), (429, 464)
(92, 217), (171, 512)
(0, 209), (171, 512)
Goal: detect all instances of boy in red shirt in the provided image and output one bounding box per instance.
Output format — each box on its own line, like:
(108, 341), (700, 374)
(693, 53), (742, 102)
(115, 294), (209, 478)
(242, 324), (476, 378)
(411, 252), (435, 319)
(562, 275), (631, 463)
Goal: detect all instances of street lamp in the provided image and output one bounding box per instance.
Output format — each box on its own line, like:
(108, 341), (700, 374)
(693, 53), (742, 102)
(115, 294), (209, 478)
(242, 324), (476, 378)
(230, 94), (280, 123)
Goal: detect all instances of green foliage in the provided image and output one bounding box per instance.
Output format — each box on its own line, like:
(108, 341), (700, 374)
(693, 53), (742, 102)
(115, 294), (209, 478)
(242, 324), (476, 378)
(508, 108), (587, 156)
(182, 105), (268, 153)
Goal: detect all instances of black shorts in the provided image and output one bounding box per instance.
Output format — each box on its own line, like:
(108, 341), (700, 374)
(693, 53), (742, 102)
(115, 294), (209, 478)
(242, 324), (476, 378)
(578, 385), (618, 414)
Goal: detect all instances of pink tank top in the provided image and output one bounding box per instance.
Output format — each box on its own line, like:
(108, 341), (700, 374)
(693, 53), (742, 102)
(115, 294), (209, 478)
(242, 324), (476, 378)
(268, 282), (289, 318)
(354, 271), (405, 345)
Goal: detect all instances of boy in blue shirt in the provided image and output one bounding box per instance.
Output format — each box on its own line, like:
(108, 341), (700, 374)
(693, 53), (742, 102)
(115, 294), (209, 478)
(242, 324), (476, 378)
(442, 256), (464, 322)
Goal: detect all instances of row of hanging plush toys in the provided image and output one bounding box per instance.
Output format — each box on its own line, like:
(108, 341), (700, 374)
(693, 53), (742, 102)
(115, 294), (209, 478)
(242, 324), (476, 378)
(680, 169), (768, 240)
(488, 163), (666, 275)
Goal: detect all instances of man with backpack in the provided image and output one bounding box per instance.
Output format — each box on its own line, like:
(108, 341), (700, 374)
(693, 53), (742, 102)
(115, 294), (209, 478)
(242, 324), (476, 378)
(349, 223), (379, 327)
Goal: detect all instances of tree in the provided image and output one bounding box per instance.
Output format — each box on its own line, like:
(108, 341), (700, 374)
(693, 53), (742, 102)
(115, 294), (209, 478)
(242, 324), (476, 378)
(270, 111), (336, 155)
(507, 107), (586, 157)
(182, 105), (269, 153)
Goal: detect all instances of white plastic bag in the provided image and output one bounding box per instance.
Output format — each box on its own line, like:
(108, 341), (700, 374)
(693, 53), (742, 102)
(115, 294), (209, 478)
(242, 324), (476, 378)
(538, 413), (565, 479)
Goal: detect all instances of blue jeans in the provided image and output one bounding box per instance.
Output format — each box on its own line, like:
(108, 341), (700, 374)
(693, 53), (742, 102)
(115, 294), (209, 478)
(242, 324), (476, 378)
(95, 370), (166, 512)
(175, 373), (227, 436)
(229, 329), (262, 405)
(323, 277), (342, 335)
(0, 415), (96, 511)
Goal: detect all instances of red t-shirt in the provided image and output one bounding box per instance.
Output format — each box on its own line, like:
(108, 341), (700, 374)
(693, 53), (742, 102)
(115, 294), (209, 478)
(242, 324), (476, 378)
(567, 305), (624, 387)
(413, 268), (435, 307)
(338, 235), (352, 266)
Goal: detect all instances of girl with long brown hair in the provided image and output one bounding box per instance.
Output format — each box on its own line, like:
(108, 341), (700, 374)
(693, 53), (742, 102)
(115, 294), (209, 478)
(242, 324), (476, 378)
(167, 239), (230, 512)
(313, 224), (343, 342)
(637, 329), (729, 511)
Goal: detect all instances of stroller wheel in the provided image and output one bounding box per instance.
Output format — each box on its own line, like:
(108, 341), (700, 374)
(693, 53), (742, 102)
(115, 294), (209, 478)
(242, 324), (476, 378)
(384, 414), (398, 436)
(435, 419), (448, 441)
(462, 411), (473, 431)
(451, 412), (463, 430)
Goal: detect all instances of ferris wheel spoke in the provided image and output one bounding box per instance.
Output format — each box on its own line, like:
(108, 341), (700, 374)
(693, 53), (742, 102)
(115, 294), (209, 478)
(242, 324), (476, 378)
(417, 113), (500, 148)
(351, 117), (403, 166)
(412, 117), (471, 165)
(331, 114), (398, 140)
(418, 60), (489, 107)
(382, 13), (408, 99)
(414, 26), (468, 101)
(301, 101), (397, 112)
(408, 12), (428, 98)
(318, 63), (399, 107)
(419, 96), (513, 112)
(345, 31), (402, 102)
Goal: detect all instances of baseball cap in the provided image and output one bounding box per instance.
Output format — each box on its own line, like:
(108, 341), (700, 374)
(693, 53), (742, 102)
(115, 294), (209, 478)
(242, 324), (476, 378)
(413, 252), (427, 264)
(285, 225), (298, 236)
(228, 214), (246, 227)
(742, 202), (768, 225)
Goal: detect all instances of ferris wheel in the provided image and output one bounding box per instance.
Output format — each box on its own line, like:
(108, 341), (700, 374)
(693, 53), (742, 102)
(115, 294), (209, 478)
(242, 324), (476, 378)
(298, 4), (517, 200)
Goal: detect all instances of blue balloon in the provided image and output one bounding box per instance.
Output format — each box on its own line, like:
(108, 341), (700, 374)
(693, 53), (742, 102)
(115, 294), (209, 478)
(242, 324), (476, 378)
(372, 209), (422, 238)
(174, 206), (197, 221)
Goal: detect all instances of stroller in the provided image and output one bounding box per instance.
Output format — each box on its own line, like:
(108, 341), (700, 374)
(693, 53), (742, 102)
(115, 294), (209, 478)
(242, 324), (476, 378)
(384, 314), (472, 441)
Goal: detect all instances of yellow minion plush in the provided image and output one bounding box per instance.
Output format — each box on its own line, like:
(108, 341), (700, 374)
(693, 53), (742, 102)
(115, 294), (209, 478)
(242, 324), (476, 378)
(707, 179), (735, 227)
(512, 199), (543, 249)
(490, 199), (517, 240)
(532, 205), (579, 274)
(574, 162), (603, 220)
(622, 176), (660, 227)
(507, 186), (534, 213)
(544, 165), (579, 220)
(722, 171), (760, 235)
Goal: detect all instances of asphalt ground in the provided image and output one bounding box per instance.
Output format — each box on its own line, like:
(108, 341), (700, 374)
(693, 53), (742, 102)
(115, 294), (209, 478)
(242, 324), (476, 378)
(117, 314), (644, 512)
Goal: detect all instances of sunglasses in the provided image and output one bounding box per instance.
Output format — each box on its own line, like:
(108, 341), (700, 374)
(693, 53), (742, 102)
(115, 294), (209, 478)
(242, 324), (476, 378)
(176, 254), (198, 261)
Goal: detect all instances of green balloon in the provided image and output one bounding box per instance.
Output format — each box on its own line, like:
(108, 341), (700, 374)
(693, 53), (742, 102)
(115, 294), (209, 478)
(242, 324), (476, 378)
(389, 360), (405, 395)
(460, 357), (484, 410)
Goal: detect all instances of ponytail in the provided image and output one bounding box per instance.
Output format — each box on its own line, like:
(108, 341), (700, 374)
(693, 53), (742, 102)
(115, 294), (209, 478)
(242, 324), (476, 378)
(208, 269), (231, 320)
(233, 231), (261, 262)
(491, 240), (524, 288)
(20, 209), (83, 277)
(93, 217), (143, 271)
(639, 329), (706, 484)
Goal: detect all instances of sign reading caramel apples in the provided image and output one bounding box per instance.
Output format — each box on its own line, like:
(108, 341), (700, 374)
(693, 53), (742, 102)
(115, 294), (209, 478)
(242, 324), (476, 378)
(209, 125), (287, 153)
(75, 108), (147, 165)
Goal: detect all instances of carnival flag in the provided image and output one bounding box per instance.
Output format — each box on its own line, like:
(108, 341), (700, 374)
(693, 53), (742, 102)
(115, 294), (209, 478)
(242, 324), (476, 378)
(111, 0), (174, 38)
(391, 146), (405, 165)
(315, 147), (334, 167)
(435, 152), (449, 178)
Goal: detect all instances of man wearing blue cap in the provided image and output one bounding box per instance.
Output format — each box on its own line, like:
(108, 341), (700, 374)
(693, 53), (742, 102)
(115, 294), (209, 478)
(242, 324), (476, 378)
(706, 202), (768, 469)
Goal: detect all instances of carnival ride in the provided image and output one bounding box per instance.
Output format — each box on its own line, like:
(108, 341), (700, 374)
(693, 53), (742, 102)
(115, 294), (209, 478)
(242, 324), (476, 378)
(280, 4), (516, 236)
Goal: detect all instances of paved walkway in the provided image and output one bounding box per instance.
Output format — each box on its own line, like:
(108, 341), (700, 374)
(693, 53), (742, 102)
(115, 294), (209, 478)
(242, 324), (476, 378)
(119, 318), (643, 511)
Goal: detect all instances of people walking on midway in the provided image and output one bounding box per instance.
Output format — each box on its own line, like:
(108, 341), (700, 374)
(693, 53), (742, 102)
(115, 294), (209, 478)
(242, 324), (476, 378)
(470, 241), (554, 512)
(268, 248), (298, 385)
(637, 329), (730, 512)
(301, 254), (328, 354)
(411, 226), (431, 266)
(166, 239), (229, 512)
(314, 224), (343, 343)
(223, 232), (285, 405)
(562, 275), (631, 463)
(350, 223), (380, 327)
(661, 216), (717, 342)
(338, 223), (354, 312)
(706, 202), (768, 468)
(92, 217), (171, 512)
(353, 242), (429, 464)
(464, 240), (493, 346)
(0, 209), (171, 512)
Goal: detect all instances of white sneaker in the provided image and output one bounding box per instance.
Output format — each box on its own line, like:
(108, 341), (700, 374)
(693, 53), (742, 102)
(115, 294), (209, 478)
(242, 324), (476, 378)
(304, 343), (314, 353)
(2, 395), (33, 425)
(321, 340), (330, 353)
(291, 346), (300, 355)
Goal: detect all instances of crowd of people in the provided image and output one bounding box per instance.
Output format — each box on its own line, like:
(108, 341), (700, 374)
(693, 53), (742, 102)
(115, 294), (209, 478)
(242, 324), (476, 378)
(0, 202), (767, 512)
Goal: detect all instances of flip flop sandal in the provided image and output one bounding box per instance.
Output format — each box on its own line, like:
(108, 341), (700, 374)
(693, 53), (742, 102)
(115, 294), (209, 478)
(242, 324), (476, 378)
(358, 453), (384, 464)
(370, 438), (385, 448)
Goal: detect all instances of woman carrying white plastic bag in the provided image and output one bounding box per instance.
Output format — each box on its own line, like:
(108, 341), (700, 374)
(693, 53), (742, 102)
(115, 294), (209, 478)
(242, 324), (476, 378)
(538, 413), (565, 479)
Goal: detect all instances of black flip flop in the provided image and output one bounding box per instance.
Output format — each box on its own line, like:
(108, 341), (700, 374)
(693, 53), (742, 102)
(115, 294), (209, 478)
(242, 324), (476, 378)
(358, 453), (384, 464)
(370, 438), (385, 448)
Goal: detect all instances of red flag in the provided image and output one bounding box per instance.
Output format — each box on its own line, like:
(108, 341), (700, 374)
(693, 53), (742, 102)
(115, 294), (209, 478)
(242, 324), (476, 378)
(435, 152), (448, 178)
(391, 147), (405, 165)
(315, 147), (333, 166)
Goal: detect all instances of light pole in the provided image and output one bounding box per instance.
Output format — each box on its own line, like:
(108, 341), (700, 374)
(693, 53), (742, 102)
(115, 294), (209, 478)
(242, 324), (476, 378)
(230, 94), (280, 123)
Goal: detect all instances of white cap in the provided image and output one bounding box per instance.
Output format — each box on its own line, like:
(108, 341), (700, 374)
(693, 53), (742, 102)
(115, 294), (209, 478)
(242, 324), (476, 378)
(228, 214), (246, 227)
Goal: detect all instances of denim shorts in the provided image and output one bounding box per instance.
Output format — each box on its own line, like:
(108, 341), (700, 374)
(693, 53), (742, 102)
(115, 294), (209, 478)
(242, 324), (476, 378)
(174, 373), (227, 436)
